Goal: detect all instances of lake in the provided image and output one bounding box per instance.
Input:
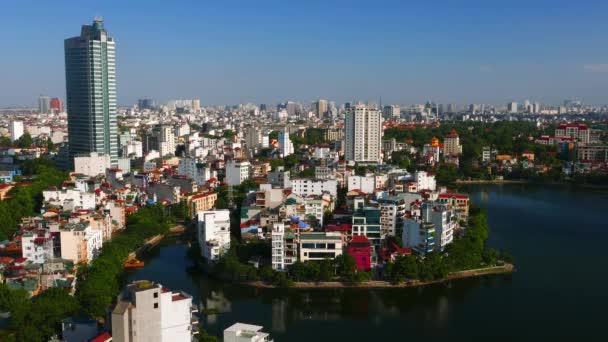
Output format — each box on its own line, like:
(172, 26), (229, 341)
(127, 185), (608, 341)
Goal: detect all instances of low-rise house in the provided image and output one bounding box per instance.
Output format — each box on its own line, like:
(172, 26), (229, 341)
(299, 232), (342, 262)
(347, 235), (372, 271)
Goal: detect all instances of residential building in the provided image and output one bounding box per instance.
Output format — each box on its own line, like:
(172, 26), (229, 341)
(185, 192), (218, 217)
(50, 97), (64, 112)
(437, 192), (470, 221)
(383, 105), (400, 119)
(38, 95), (51, 114)
(348, 235), (372, 271)
(197, 210), (231, 262)
(111, 280), (197, 342)
(347, 175), (376, 193)
(299, 232), (343, 262)
(291, 179), (337, 197)
(178, 157), (215, 185)
(577, 144), (608, 162)
(278, 128), (294, 157)
(352, 207), (382, 253)
(378, 195), (407, 237)
(225, 159), (250, 186)
(344, 105), (383, 163)
(555, 124), (598, 144)
(443, 130), (462, 156)
(271, 223), (297, 271)
(403, 218), (435, 255)
(256, 184), (284, 209)
(74, 152), (111, 177)
(224, 323), (272, 342)
(414, 171), (436, 191)
(59, 222), (102, 264)
(157, 125), (175, 157)
(21, 231), (53, 264)
(423, 203), (455, 251)
(65, 18), (118, 166)
(10, 121), (24, 142)
(267, 166), (291, 188)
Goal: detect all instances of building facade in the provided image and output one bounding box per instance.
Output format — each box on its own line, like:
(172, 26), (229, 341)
(65, 18), (118, 166)
(344, 105), (382, 163)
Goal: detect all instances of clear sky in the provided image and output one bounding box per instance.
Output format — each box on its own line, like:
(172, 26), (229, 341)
(1, 0), (608, 107)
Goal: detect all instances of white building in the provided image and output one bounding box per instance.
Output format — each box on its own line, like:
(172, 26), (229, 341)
(157, 125), (175, 157)
(424, 203), (455, 251)
(224, 323), (272, 342)
(291, 179), (337, 197)
(344, 105), (383, 163)
(10, 121), (24, 142)
(347, 175), (377, 193)
(122, 140), (143, 158)
(225, 159), (250, 186)
(403, 202), (455, 254)
(271, 223), (296, 271)
(197, 210), (231, 262)
(111, 280), (197, 342)
(178, 157), (215, 185)
(299, 232), (343, 262)
(414, 171), (436, 191)
(43, 188), (96, 211)
(21, 231), (53, 264)
(278, 129), (294, 157)
(74, 152), (111, 177)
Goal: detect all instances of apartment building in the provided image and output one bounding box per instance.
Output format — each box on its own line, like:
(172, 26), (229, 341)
(299, 232), (343, 262)
(225, 159), (250, 186)
(271, 223), (297, 271)
(111, 280), (197, 342)
(59, 222), (102, 264)
(344, 105), (383, 163)
(223, 323), (272, 342)
(291, 179), (337, 197)
(197, 210), (231, 262)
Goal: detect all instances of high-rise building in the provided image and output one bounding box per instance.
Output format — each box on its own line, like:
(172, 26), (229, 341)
(50, 97), (64, 113)
(65, 18), (118, 166)
(138, 98), (155, 110)
(38, 95), (51, 114)
(383, 105), (400, 119)
(156, 125), (175, 157)
(10, 121), (24, 142)
(315, 99), (328, 118)
(278, 128), (294, 157)
(443, 130), (462, 156)
(344, 105), (383, 163)
(507, 102), (518, 113)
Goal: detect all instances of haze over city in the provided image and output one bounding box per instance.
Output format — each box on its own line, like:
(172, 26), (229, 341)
(2, 0), (608, 107)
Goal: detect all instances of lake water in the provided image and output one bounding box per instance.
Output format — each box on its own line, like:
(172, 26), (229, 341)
(127, 185), (608, 341)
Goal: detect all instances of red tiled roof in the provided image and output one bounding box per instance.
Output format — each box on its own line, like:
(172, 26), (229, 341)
(90, 332), (112, 342)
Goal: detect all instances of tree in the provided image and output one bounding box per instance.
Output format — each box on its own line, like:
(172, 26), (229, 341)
(16, 133), (33, 149)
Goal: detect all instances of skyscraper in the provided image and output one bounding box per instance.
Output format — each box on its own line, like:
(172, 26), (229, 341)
(38, 95), (51, 113)
(344, 105), (382, 163)
(315, 99), (328, 118)
(65, 18), (118, 166)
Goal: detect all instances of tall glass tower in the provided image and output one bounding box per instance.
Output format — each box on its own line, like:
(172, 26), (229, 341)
(65, 18), (118, 166)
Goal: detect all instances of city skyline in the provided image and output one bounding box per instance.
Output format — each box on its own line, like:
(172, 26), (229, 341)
(2, 0), (608, 106)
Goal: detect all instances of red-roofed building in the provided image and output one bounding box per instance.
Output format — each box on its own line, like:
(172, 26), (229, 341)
(348, 235), (372, 271)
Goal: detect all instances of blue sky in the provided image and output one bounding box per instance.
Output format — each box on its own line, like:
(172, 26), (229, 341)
(1, 0), (608, 107)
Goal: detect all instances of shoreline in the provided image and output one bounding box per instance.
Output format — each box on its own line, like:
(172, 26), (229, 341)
(238, 263), (514, 289)
(455, 179), (608, 190)
(455, 179), (528, 184)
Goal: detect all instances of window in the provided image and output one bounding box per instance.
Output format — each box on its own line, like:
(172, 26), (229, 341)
(154, 292), (158, 298)
(154, 303), (158, 309)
